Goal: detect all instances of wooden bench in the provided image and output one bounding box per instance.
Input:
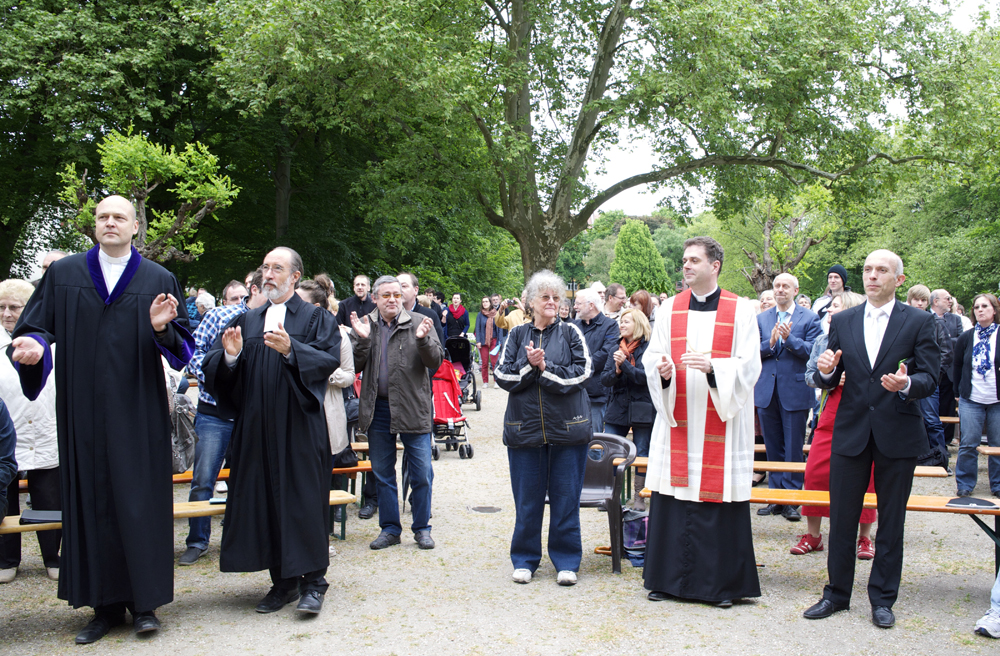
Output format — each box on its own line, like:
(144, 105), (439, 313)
(979, 446), (1000, 457)
(635, 487), (1000, 572)
(0, 490), (357, 536)
(755, 444), (811, 454)
(615, 457), (947, 478)
(941, 416), (960, 424)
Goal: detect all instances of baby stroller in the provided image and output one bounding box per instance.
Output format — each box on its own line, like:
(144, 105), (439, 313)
(430, 359), (474, 460)
(445, 336), (481, 411)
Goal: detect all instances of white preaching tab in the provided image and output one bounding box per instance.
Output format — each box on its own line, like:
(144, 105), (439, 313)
(263, 302), (287, 334)
(97, 249), (131, 293)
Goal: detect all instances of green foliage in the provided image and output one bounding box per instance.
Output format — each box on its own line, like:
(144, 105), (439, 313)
(651, 224), (686, 285)
(609, 220), (669, 294)
(584, 235), (617, 285)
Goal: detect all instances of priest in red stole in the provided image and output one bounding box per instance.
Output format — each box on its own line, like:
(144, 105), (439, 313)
(641, 236), (762, 607)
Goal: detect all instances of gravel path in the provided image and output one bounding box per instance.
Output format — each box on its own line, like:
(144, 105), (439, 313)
(2, 383), (998, 654)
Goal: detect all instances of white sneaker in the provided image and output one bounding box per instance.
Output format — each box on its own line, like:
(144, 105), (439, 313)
(556, 570), (577, 586)
(511, 568), (532, 584)
(0, 568), (16, 584)
(976, 608), (1000, 638)
(215, 481), (228, 494)
(46, 567), (59, 581)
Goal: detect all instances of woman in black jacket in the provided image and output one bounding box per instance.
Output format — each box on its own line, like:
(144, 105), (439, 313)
(495, 270), (591, 587)
(601, 308), (654, 509)
(953, 293), (1000, 497)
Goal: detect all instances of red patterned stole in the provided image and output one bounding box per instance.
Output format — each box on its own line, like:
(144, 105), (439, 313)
(669, 288), (739, 502)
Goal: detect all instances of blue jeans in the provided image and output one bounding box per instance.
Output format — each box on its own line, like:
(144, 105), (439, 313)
(956, 399), (1000, 494)
(186, 413), (234, 550)
(368, 398), (433, 535)
(919, 386), (949, 467)
(604, 423), (653, 458)
(992, 566), (1000, 612)
(507, 443), (587, 572)
(590, 401), (606, 434)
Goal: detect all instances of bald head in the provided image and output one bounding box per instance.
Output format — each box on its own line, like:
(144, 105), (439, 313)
(94, 195), (138, 257)
(772, 272), (799, 311)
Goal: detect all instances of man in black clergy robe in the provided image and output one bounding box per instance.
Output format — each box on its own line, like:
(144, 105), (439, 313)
(9, 195), (194, 644)
(203, 247), (341, 616)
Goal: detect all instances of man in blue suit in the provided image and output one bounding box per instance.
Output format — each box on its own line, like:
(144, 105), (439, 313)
(755, 273), (823, 521)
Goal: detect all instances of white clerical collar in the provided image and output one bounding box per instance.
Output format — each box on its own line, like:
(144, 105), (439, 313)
(98, 248), (131, 265)
(263, 301), (288, 333)
(691, 286), (719, 303)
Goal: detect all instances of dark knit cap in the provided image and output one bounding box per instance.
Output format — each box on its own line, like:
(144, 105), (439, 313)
(827, 264), (849, 289)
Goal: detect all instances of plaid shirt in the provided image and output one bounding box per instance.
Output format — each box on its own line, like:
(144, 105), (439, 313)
(188, 302), (248, 407)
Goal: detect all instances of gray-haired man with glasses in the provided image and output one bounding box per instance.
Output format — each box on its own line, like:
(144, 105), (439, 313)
(350, 275), (444, 551)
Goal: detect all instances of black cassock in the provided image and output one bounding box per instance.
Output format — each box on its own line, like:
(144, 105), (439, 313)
(203, 292), (340, 579)
(10, 246), (193, 611)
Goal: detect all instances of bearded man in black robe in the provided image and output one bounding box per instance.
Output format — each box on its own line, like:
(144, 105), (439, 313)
(9, 195), (194, 644)
(203, 247), (340, 616)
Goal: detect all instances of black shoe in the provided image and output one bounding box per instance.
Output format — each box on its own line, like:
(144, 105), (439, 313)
(178, 546), (207, 566)
(75, 614), (124, 644)
(370, 531), (401, 550)
(647, 591), (674, 602)
(414, 530), (435, 550)
(803, 598), (849, 620)
(757, 504), (784, 516)
(332, 506), (346, 523)
(872, 605), (895, 628)
(296, 590), (324, 614)
(751, 473), (767, 487)
(715, 599), (733, 608)
(255, 587), (300, 613)
(957, 489), (973, 497)
(132, 611), (161, 634)
(358, 499), (377, 520)
(782, 505), (802, 521)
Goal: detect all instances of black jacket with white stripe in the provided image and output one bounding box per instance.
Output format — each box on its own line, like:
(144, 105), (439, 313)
(495, 320), (593, 448)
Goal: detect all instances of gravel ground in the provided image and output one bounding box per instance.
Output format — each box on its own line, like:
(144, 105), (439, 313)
(2, 382), (999, 654)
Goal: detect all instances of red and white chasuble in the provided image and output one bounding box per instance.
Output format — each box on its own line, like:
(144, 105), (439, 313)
(643, 289), (762, 503)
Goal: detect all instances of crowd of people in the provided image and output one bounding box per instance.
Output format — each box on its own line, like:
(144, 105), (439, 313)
(1, 195), (1000, 643)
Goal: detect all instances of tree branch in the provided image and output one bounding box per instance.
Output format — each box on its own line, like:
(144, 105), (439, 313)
(482, 0), (510, 33)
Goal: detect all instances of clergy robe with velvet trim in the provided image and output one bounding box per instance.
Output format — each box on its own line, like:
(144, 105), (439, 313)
(202, 292), (340, 579)
(9, 246), (193, 611)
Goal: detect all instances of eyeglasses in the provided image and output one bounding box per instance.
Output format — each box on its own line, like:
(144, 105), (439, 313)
(261, 264), (286, 274)
(0, 304), (24, 313)
(379, 292), (402, 299)
(615, 295), (627, 301)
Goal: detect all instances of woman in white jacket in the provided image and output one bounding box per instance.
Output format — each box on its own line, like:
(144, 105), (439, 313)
(0, 278), (60, 583)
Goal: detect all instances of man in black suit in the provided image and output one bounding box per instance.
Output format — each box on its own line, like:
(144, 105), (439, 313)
(803, 249), (940, 629)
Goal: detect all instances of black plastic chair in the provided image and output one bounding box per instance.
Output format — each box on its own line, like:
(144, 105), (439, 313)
(582, 432), (637, 573)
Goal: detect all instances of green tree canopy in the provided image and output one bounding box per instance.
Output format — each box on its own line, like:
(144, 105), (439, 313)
(608, 219), (668, 294)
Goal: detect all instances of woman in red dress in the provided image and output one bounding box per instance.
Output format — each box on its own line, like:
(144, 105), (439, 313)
(792, 291), (877, 560)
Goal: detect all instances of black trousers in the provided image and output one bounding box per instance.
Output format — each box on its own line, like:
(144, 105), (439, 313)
(270, 567), (329, 595)
(824, 434), (916, 608)
(0, 467), (61, 569)
(939, 375), (957, 442)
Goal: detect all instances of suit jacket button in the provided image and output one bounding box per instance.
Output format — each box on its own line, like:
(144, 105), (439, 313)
(870, 378), (875, 384)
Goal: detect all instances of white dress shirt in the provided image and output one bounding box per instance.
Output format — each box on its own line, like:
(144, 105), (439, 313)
(822, 299), (910, 395)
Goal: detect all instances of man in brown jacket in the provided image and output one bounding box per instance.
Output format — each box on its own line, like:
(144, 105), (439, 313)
(350, 275), (444, 550)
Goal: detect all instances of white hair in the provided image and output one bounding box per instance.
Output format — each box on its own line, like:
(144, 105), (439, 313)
(774, 272), (799, 289)
(867, 249), (904, 277)
(575, 288), (600, 308)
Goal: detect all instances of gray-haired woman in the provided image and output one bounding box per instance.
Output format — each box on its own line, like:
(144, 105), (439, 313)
(495, 270), (591, 587)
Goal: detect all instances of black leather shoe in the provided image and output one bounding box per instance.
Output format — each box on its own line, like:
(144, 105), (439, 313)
(414, 530), (435, 550)
(255, 587), (299, 613)
(757, 504), (784, 516)
(647, 591), (674, 602)
(358, 499), (377, 520)
(178, 546), (207, 566)
(296, 590), (324, 614)
(872, 605), (895, 628)
(715, 599), (733, 608)
(782, 505), (802, 521)
(803, 598), (849, 620)
(75, 614), (124, 644)
(369, 531), (401, 550)
(132, 611), (161, 634)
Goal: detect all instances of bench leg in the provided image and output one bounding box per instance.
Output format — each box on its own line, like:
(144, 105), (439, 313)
(968, 514), (1000, 576)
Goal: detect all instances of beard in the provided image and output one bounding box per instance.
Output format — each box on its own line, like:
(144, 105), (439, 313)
(264, 279), (291, 301)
